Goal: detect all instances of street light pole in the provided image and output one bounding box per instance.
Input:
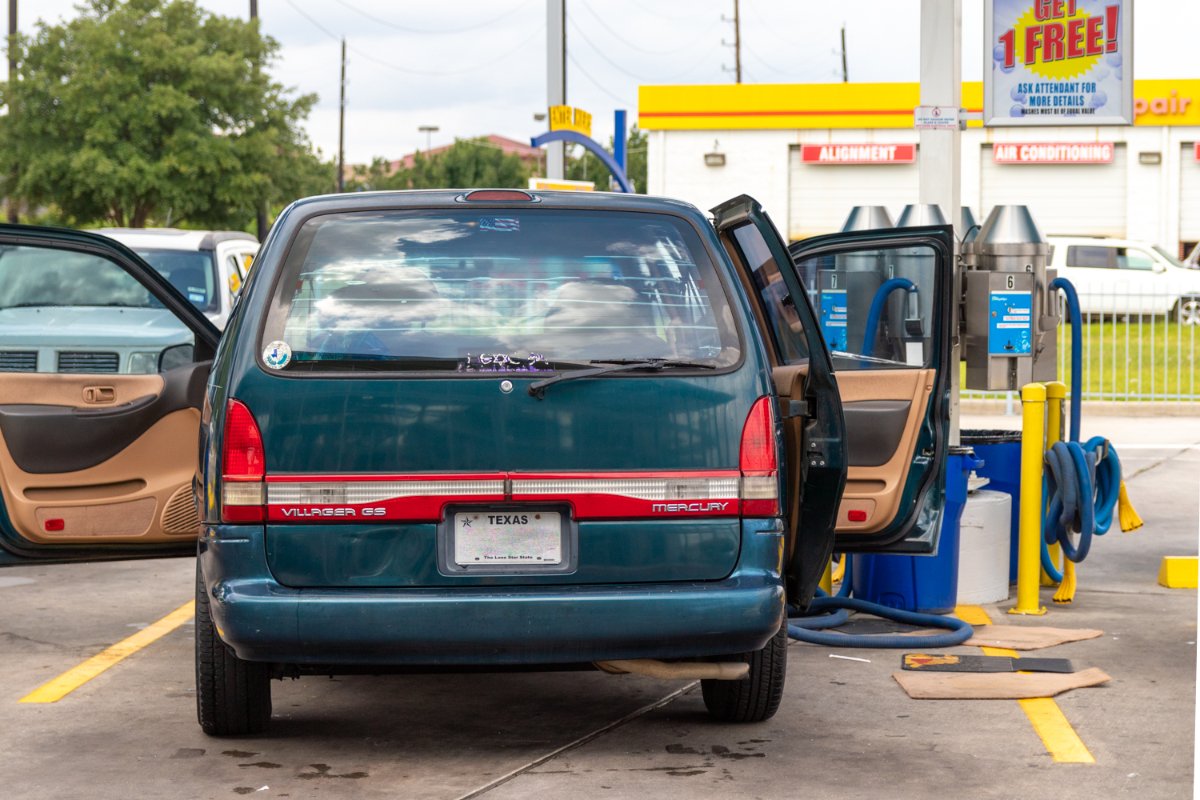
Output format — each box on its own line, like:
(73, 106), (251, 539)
(418, 125), (439, 152)
(337, 38), (346, 193)
(7, 0), (17, 223)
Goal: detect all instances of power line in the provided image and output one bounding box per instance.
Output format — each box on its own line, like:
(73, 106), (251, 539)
(567, 16), (717, 85)
(284, 0), (540, 78)
(566, 51), (634, 108)
(333, 0), (535, 36)
(576, 0), (719, 57)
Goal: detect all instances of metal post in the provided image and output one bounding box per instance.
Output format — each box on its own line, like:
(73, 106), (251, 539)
(249, 0), (257, 18)
(613, 109), (627, 189)
(337, 38), (346, 193)
(840, 24), (848, 82)
(919, 0), (961, 443)
(7, 0), (17, 223)
(545, 0), (565, 180)
(732, 0), (741, 83)
(1011, 382), (1047, 616)
(1042, 381), (1065, 587)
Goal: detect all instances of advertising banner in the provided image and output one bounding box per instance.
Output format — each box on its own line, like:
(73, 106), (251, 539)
(984, 0), (1133, 126)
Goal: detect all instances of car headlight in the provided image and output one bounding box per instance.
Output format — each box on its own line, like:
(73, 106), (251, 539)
(128, 352), (158, 373)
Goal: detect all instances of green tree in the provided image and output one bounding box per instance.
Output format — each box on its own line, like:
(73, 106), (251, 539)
(397, 138), (532, 190)
(0, 0), (323, 229)
(565, 126), (647, 193)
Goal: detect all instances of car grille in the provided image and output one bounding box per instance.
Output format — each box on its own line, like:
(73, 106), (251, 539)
(57, 351), (120, 373)
(0, 351), (38, 372)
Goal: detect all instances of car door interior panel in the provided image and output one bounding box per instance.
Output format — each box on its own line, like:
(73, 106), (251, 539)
(0, 363), (210, 546)
(833, 369), (934, 535)
(0, 362), (209, 474)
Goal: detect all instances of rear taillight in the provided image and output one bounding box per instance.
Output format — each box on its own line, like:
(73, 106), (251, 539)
(221, 399), (265, 522)
(739, 396), (780, 517)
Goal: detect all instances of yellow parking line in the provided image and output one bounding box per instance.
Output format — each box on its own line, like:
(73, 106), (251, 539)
(956, 605), (1095, 764)
(19, 600), (194, 704)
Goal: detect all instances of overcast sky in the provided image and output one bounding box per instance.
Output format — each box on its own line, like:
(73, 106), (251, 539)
(7, 1), (1198, 164)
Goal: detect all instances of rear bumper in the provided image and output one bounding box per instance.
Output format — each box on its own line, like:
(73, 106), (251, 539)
(198, 520), (785, 666)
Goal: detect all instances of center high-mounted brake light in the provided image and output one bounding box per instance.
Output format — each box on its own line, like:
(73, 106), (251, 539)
(461, 189), (535, 202)
(221, 399), (266, 523)
(739, 396), (781, 517)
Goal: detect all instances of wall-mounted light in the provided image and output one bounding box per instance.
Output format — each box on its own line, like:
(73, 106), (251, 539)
(1138, 151), (1163, 165)
(704, 140), (726, 167)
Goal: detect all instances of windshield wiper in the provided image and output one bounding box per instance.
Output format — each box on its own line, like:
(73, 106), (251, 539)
(528, 358), (717, 399)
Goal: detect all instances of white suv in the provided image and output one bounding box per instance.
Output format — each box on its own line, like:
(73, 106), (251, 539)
(1046, 236), (1200, 325)
(97, 229), (259, 330)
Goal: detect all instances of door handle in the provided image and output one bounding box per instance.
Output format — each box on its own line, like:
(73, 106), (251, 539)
(82, 386), (116, 404)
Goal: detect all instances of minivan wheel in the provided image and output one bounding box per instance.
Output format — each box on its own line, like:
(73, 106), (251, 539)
(1174, 297), (1200, 326)
(701, 621), (788, 723)
(195, 563), (272, 736)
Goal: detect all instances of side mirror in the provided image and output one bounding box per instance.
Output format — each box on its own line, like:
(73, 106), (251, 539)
(159, 344), (195, 373)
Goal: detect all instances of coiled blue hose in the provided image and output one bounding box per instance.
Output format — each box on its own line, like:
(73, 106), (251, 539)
(1039, 277), (1125, 581)
(861, 278), (917, 357)
(786, 558), (974, 648)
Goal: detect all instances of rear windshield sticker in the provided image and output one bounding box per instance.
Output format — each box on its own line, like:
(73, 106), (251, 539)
(263, 341), (292, 369)
(479, 217), (519, 232)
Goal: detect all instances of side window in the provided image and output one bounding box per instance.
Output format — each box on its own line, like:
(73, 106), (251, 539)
(793, 244), (938, 370)
(0, 244), (194, 374)
(226, 254), (245, 295)
(730, 224), (810, 362)
(1067, 245), (1114, 269)
(1116, 248), (1155, 271)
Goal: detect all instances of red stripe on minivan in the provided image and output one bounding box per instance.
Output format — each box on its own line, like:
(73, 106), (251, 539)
(263, 470), (746, 522)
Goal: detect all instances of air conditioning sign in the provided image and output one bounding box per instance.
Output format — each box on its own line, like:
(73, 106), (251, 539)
(984, 0), (1133, 127)
(797, 144), (916, 164)
(993, 141), (1115, 163)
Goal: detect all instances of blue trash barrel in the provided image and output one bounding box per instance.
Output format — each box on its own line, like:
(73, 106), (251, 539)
(960, 429), (1022, 582)
(851, 447), (981, 615)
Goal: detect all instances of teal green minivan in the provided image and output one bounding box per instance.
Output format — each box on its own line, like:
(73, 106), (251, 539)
(0, 191), (955, 735)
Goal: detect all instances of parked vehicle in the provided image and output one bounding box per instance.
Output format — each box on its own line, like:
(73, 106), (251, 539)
(96, 228), (259, 330)
(0, 191), (956, 735)
(0, 234), (195, 373)
(1046, 235), (1200, 324)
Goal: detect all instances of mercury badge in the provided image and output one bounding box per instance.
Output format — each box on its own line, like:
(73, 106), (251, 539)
(499, 380), (514, 394)
(263, 340), (292, 370)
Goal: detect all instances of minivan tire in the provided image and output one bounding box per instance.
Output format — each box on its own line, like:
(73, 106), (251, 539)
(1174, 296), (1200, 326)
(701, 621), (788, 723)
(195, 563), (272, 736)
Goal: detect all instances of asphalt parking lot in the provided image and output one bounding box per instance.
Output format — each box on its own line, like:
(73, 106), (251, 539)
(2, 415), (1196, 800)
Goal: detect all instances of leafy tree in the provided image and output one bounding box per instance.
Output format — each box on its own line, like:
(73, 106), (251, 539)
(566, 126), (647, 193)
(0, 0), (322, 228)
(397, 139), (532, 190)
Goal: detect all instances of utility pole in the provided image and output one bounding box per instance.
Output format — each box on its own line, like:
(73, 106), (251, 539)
(722, 0), (741, 83)
(337, 37), (346, 193)
(249, 0), (267, 239)
(840, 24), (848, 82)
(7, 0), (17, 223)
(545, 0), (565, 179)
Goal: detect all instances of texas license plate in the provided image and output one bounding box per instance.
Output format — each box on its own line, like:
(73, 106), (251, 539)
(452, 510), (562, 566)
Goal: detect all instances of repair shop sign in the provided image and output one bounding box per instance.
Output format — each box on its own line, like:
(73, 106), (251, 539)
(797, 144), (916, 164)
(984, 0), (1133, 126)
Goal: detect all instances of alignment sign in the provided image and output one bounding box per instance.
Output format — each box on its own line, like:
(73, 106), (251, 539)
(984, 0), (1133, 126)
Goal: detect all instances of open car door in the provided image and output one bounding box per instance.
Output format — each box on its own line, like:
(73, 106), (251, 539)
(0, 225), (219, 565)
(785, 222), (955, 556)
(714, 195), (955, 606)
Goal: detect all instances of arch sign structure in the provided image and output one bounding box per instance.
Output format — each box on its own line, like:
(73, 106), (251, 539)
(531, 107), (632, 193)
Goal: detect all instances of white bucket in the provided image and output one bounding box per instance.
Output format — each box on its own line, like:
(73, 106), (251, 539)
(955, 489), (1012, 604)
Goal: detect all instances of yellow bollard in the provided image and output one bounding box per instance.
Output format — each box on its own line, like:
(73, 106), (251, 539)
(819, 559), (833, 595)
(1042, 382), (1066, 587)
(1011, 383), (1048, 616)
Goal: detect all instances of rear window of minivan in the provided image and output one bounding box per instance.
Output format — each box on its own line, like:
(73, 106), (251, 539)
(260, 209), (740, 372)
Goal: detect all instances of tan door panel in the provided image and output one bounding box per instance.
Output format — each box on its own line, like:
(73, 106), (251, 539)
(0, 373), (166, 407)
(834, 369), (934, 535)
(0, 408), (200, 545)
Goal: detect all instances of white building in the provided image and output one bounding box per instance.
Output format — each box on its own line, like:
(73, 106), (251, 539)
(640, 79), (1200, 256)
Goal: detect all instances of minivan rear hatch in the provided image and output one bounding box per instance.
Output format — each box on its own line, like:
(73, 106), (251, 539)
(235, 204), (768, 588)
